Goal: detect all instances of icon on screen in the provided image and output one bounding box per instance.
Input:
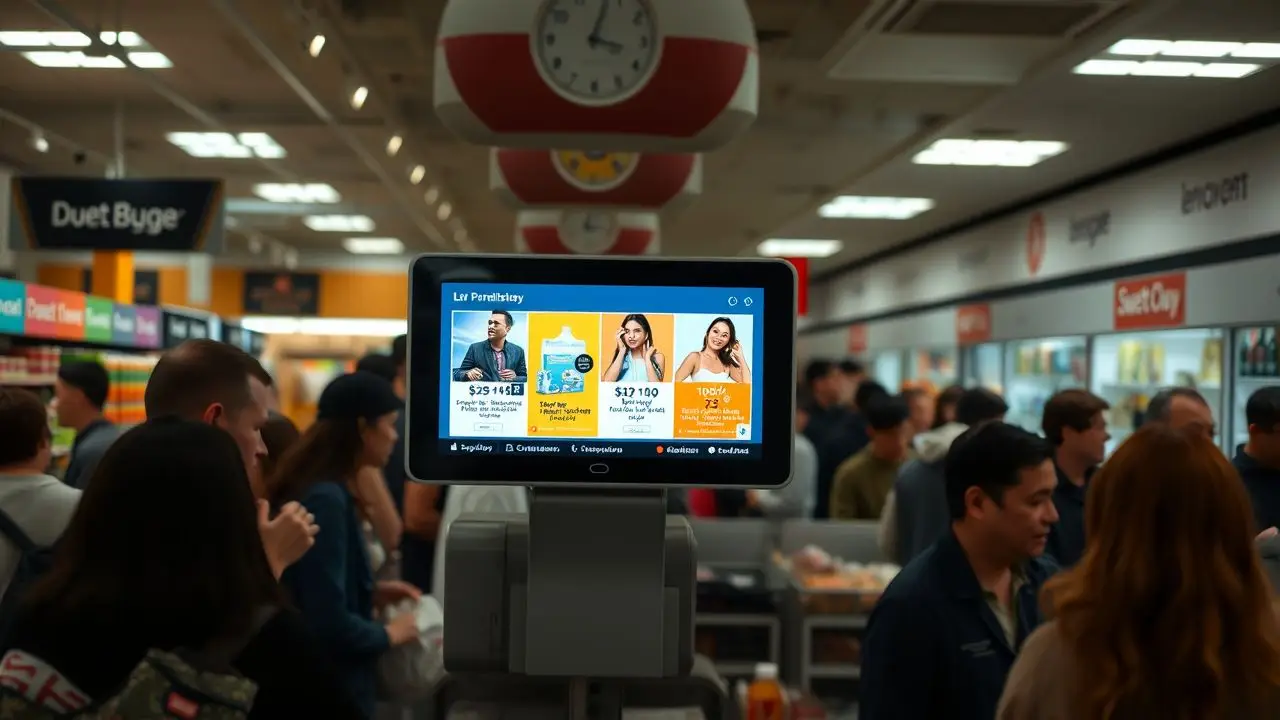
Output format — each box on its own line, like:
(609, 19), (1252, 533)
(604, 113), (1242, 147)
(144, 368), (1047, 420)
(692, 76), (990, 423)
(506, 443), (514, 452)
(572, 445), (578, 452)
(744, 297), (753, 307)
(736, 424), (750, 439)
(450, 443), (457, 451)
(708, 447), (716, 454)
(727, 296), (738, 306)
(656, 446), (664, 454)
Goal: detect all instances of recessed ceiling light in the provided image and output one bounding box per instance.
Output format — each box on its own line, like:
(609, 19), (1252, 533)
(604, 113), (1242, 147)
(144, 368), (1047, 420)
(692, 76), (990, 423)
(409, 165), (425, 184)
(350, 85), (368, 110)
(167, 132), (286, 159)
(913, 139), (1067, 167)
(436, 202), (452, 221)
(343, 237), (404, 255)
(254, 183), (340, 203)
(304, 215), (375, 232)
(307, 34), (325, 58)
(386, 135), (402, 157)
(818, 195), (935, 220)
(756, 239), (843, 258)
(31, 132), (48, 153)
(424, 186), (439, 204)
(1074, 58), (1261, 79)
(0, 30), (170, 68)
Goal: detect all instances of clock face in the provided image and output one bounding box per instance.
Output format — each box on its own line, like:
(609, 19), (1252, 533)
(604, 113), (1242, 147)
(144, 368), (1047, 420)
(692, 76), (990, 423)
(532, 0), (660, 106)
(559, 211), (619, 253)
(552, 150), (639, 190)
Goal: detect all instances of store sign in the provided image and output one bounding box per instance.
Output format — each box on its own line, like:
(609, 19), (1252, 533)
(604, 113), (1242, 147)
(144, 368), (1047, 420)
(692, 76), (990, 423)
(1181, 171), (1248, 216)
(0, 279), (24, 335)
(847, 324), (868, 354)
(163, 311), (212, 348)
(955, 303), (992, 345)
(1114, 272), (1186, 330)
(112, 305), (137, 346)
(24, 285), (85, 340)
(9, 178), (225, 253)
(1025, 212), (1046, 276)
(243, 271), (320, 316)
(84, 297), (114, 343)
(134, 306), (161, 348)
(1068, 210), (1110, 247)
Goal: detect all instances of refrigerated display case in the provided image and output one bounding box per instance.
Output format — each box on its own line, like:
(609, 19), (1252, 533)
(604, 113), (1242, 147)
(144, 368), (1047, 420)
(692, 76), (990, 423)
(1229, 326), (1280, 451)
(871, 350), (904, 392)
(1091, 328), (1225, 454)
(904, 347), (957, 394)
(962, 343), (1003, 392)
(1003, 337), (1089, 434)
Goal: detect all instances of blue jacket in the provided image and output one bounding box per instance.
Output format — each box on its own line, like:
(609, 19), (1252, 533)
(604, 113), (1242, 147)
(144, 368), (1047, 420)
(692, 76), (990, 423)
(282, 481), (388, 717)
(859, 530), (1058, 720)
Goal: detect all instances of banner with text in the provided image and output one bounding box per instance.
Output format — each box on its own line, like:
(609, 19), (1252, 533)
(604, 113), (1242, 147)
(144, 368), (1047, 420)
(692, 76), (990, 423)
(0, 278), (161, 349)
(242, 271), (321, 316)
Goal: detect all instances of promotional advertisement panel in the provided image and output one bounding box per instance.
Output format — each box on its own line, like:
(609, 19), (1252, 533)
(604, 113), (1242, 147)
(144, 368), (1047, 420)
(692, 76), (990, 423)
(9, 177), (225, 253)
(0, 279), (24, 335)
(0, 280), (163, 350)
(440, 283), (763, 458)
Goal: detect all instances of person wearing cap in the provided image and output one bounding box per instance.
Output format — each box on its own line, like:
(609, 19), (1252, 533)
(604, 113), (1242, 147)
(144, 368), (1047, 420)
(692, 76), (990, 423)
(266, 372), (423, 717)
(53, 360), (120, 490)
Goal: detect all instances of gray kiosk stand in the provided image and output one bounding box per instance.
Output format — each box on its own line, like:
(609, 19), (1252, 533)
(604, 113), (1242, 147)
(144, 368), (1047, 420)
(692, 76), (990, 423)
(435, 488), (730, 719)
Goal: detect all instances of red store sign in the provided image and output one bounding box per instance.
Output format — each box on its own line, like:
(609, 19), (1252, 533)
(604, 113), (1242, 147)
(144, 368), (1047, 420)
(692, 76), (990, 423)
(847, 324), (868, 354)
(1113, 272), (1187, 330)
(956, 304), (992, 345)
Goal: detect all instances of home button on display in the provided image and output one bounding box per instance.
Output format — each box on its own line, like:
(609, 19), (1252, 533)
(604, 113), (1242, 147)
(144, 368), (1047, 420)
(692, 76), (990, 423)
(589, 463), (609, 474)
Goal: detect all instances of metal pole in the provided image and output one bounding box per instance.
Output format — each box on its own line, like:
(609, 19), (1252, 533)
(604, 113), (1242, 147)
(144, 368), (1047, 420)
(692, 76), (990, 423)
(112, 101), (125, 178)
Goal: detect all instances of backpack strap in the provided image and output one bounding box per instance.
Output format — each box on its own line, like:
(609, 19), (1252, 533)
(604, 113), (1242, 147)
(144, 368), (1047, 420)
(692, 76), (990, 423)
(0, 508), (35, 554)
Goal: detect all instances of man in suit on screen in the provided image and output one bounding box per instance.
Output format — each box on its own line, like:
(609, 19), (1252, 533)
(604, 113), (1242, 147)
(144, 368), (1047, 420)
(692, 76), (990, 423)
(452, 309), (527, 382)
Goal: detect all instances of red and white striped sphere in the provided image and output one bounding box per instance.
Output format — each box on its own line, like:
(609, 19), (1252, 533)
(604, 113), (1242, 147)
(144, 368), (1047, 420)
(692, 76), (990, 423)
(491, 149), (700, 212)
(515, 210), (659, 255)
(434, 0), (757, 153)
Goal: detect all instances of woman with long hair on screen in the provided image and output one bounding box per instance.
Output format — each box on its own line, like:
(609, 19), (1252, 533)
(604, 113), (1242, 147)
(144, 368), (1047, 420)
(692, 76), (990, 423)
(673, 317), (750, 383)
(997, 425), (1280, 720)
(602, 313), (665, 382)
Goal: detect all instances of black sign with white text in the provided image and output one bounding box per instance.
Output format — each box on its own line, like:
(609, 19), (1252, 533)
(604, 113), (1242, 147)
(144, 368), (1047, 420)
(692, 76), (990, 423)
(162, 310), (211, 348)
(9, 177), (225, 252)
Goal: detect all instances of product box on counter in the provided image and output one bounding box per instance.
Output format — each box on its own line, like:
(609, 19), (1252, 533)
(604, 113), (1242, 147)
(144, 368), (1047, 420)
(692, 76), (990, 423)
(773, 547), (898, 615)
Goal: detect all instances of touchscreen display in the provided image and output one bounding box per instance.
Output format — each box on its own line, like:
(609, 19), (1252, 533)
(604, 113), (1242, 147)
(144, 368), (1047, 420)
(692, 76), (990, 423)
(439, 282), (763, 458)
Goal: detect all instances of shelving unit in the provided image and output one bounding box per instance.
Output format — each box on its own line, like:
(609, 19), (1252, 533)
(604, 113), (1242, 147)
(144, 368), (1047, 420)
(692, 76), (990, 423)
(694, 612), (781, 678)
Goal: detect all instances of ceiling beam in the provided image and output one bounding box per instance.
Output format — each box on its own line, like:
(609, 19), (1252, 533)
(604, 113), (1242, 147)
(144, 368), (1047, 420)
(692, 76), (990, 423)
(1, 102), (387, 130)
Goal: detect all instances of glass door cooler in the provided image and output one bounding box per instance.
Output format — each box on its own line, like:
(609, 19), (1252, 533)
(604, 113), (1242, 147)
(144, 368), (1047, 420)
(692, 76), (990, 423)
(870, 350), (905, 392)
(1091, 328), (1225, 454)
(962, 343), (1003, 392)
(1003, 337), (1089, 434)
(1229, 326), (1280, 452)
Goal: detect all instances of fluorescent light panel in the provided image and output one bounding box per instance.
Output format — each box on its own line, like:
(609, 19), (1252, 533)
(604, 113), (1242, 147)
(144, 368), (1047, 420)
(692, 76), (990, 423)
(254, 183), (340, 204)
(819, 195), (934, 220)
(304, 215), (375, 232)
(1075, 38), (1277, 80)
(757, 239), (843, 258)
(167, 132), (286, 159)
(913, 139), (1067, 167)
(1075, 58), (1261, 78)
(1108, 38), (1280, 59)
(343, 237), (404, 254)
(0, 30), (171, 68)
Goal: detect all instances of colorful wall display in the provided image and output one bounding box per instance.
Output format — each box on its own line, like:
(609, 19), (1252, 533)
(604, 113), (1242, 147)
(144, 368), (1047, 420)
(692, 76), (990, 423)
(0, 279), (163, 349)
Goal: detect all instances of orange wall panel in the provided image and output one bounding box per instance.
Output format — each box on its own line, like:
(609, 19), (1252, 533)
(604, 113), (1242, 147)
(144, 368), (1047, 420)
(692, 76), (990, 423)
(37, 264), (83, 292)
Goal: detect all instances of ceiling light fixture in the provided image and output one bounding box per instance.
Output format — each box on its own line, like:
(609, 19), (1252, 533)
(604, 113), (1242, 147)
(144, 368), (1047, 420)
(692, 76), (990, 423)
(304, 215), (375, 232)
(436, 201), (452, 221)
(343, 237), (405, 255)
(386, 135), (402, 157)
(254, 183), (340, 203)
(424, 186), (439, 204)
(0, 30), (171, 68)
(818, 195), (935, 220)
(409, 165), (425, 184)
(30, 132), (48, 153)
(1074, 58), (1262, 79)
(166, 131), (286, 159)
(307, 34), (325, 58)
(350, 85), (369, 110)
(756, 239), (843, 258)
(1107, 38), (1280, 59)
(913, 139), (1067, 167)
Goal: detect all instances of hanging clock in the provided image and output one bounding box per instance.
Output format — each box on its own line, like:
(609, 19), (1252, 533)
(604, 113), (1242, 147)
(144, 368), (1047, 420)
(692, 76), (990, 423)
(532, 0), (661, 106)
(551, 150), (640, 191)
(557, 210), (619, 253)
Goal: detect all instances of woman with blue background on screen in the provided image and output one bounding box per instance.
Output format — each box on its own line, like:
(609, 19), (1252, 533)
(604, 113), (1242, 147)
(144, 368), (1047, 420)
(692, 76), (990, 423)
(674, 317), (751, 383)
(602, 314), (666, 383)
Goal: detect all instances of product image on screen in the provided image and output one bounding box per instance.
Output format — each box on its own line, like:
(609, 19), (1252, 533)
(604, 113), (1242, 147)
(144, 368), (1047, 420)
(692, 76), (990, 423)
(440, 283), (764, 459)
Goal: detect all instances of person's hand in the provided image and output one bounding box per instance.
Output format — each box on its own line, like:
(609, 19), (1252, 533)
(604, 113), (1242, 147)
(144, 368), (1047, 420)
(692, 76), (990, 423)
(616, 328), (626, 351)
(258, 500), (319, 577)
(1258, 527), (1278, 542)
(498, 368), (516, 380)
(465, 367), (483, 381)
(729, 343), (743, 367)
(385, 611), (420, 646)
(375, 579), (422, 608)
(643, 341), (656, 360)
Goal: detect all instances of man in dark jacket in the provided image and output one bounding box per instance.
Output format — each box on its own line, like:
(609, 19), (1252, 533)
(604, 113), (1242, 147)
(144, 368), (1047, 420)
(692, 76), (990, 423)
(1235, 387), (1280, 534)
(1040, 389), (1110, 567)
(860, 422), (1059, 720)
(54, 361), (119, 490)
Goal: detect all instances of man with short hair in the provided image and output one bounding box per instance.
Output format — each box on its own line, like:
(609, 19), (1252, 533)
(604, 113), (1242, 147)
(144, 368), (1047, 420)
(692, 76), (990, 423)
(53, 360), (119, 490)
(144, 339), (315, 576)
(453, 309), (527, 382)
(830, 395), (912, 520)
(882, 387), (1009, 564)
(1040, 389), (1110, 567)
(860, 422), (1059, 720)
(901, 386), (935, 438)
(1235, 387), (1280, 533)
(1143, 386), (1215, 439)
(0, 388), (80, 601)
(838, 359), (866, 408)
(802, 360), (851, 519)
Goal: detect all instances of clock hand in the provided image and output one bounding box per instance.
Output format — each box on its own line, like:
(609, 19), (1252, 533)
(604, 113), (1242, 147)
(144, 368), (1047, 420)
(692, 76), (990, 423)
(588, 0), (609, 46)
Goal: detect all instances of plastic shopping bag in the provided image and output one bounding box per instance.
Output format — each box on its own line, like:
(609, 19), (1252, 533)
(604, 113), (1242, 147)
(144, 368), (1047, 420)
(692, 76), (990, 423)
(376, 596), (444, 703)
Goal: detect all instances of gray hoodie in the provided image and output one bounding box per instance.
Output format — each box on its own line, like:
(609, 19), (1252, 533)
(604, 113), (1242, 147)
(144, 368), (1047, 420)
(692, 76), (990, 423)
(878, 422), (969, 565)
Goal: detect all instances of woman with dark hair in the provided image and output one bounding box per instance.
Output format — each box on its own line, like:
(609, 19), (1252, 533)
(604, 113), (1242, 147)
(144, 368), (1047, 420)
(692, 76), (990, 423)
(674, 317), (751, 383)
(602, 313), (665, 382)
(1, 418), (363, 718)
(268, 372), (421, 718)
(998, 426), (1280, 720)
(931, 384), (964, 429)
(254, 413), (301, 499)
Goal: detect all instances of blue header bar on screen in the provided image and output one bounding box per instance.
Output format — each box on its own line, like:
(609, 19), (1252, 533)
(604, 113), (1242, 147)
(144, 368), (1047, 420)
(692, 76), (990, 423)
(442, 283), (765, 316)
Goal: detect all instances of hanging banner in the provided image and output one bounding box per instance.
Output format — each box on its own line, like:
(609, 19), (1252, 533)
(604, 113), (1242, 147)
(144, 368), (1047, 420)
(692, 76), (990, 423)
(242, 271), (321, 316)
(9, 177), (225, 253)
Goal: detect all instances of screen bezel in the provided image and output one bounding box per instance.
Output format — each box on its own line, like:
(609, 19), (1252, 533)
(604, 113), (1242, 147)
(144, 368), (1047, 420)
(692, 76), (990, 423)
(406, 254), (796, 489)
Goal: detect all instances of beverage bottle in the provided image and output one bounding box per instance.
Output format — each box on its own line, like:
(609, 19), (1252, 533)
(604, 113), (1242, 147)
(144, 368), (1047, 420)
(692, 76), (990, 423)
(1240, 332), (1254, 377)
(744, 662), (785, 720)
(1264, 329), (1278, 377)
